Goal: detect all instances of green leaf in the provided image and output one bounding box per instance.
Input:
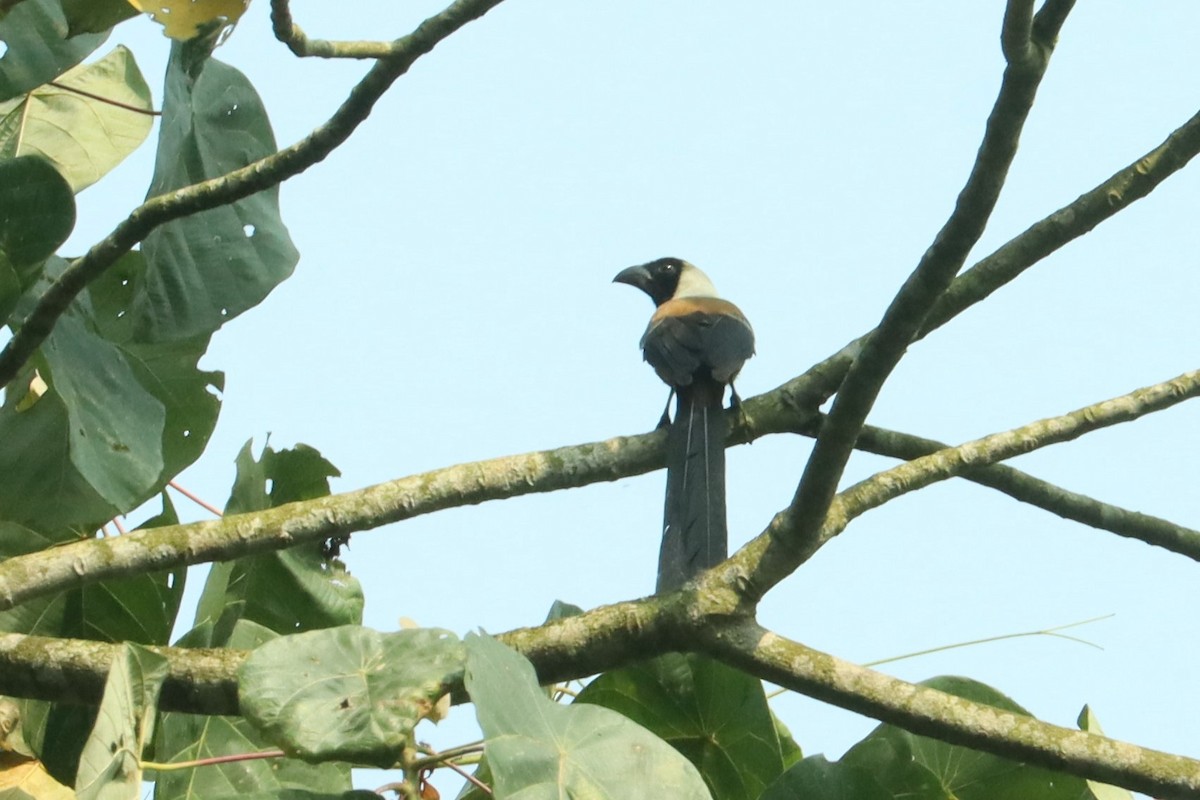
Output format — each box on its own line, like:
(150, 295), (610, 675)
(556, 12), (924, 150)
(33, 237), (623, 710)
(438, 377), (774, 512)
(75, 643), (168, 800)
(1077, 706), (1133, 800)
(60, 0), (140, 36)
(0, 251), (220, 533)
(841, 736), (952, 800)
(42, 302), (165, 509)
(544, 599), (584, 621)
(153, 622), (353, 800)
(465, 633), (712, 800)
(0, 251), (19, 325)
(0, 156), (75, 268)
(575, 653), (784, 799)
(194, 439), (357, 641)
(0, 46), (154, 193)
(240, 626), (465, 768)
(0, 363), (119, 535)
(0, 0), (108, 103)
(847, 676), (1093, 800)
(759, 755), (894, 800)
(132, 45), (298, 341)
(80, 494), (187, 646)
(87, 250), (225, 476)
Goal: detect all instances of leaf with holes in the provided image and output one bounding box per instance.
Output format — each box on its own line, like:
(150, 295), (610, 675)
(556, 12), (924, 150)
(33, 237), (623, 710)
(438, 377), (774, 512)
(132, 44), (298, 342)
(154, 621), (353, 799)
(41, 301), (165, 509)
(129, 0), (248, 41)
(240, 626), (465, 768)
(0, 46), (153, 193)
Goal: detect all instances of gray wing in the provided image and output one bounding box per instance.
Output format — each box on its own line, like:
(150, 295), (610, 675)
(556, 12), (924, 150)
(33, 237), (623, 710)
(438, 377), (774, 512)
(641, 312), (755, 387)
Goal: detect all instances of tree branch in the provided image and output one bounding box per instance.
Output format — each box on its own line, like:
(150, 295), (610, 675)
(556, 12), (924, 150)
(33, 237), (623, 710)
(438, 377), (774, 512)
(269, 0), (409, 59)
(698, 618), (1200, 799)
(746, 4), (1072, 600)
(855, 423), (1200, 560)
(0, 0), (508, 390)
(728, 369), (1200, 583)
(6, 595), (1200, 797)
(4, 367), (1196, 617)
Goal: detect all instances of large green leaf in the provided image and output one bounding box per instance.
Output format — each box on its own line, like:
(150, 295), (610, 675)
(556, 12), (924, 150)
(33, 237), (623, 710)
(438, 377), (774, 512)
(0, 252), (222, 532)
(575, 653), (785, 799)
(42, 301), (165, 509)
(0, 360), (119, 534)
(844, 676), (1094, 800)
(759, 755), (894, 800)
(79, 494), (187, 646)
(132, 45), (298, 342)
(0, 156), (75, 272)
(465, 633), (712, 800)
(194, 439), (358, 643)
(153, 622), (353, 800)
(240, 626), (464, 768)
(87, 250), (225, 476)
(0, 46), (154, 193)
(75, 644), (168, 800)
(0, 0), (108, 103)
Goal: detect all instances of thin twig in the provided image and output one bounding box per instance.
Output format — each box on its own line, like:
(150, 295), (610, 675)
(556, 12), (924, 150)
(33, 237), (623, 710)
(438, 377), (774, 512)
(269, 0), (407, 59)
(168, 480), (224, 518)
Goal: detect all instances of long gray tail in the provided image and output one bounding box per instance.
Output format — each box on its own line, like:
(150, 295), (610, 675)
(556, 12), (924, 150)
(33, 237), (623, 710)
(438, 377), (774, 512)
(657, 377), (728, 593)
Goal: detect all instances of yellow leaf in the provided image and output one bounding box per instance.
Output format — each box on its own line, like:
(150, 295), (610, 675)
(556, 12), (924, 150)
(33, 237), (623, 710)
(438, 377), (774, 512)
(0, 752), (75, 799)
(128, 0), (249, 42)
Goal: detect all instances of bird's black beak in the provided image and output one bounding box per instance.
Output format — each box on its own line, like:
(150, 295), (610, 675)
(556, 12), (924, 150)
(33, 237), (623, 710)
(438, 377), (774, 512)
(613, 265), (653, 295)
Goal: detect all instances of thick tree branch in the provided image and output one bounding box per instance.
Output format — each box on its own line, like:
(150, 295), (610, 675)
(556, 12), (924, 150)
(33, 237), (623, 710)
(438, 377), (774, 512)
(6, 597), (1200, 797)
(4, 367), (1197, 617)
(748, 5), (1072, 600)
(0, 0), (507, 390)
(270, 0), (406, 58)
(698, 619), (1200, 799)
(727, 369), (1200, 585)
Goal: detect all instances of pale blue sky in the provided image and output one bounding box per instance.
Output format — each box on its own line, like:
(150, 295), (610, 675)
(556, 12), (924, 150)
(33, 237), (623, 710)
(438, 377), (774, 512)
(62, 1), (1200, 793)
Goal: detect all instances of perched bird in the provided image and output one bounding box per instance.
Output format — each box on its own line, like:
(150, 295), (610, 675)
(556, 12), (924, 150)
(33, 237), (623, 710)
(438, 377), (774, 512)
(614, 257), (755, 592)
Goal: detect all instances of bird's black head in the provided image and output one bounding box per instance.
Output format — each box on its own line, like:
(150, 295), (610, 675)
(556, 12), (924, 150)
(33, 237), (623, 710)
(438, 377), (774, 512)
(613, 257), (688, 306)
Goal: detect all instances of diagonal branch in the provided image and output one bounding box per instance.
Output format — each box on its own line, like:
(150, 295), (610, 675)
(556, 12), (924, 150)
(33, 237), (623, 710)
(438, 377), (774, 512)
(747, 1), (1075, 599)
(855, 423), (1200, 559)
(728, 368), (1200, 582)
(0, 0), (507, 390)
(751, 99), (1200, 439)
(698, 618), (1200, 799)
